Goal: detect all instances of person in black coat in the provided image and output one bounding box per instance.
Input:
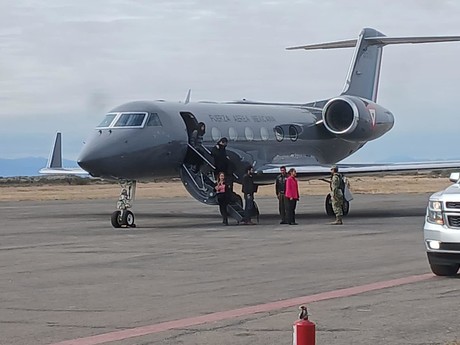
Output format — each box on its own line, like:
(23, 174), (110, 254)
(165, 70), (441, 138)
(211, 137), (229, 178)
(275, 166), (288, 224)
(242, 166), (257, 225)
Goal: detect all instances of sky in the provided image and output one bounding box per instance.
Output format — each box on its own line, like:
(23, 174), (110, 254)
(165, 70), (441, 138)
(1, 0), (460, 163)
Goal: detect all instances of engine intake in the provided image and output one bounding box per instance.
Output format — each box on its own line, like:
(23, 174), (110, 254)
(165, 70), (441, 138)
(322, 96), (394, 142)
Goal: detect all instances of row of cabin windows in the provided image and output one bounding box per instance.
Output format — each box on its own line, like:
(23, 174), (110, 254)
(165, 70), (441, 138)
(210, 125), (298, 142)
(96, 112), (299, 142)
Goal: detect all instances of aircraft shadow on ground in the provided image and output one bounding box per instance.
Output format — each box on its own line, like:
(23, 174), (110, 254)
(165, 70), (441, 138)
(132, 207), (425, 220)
(27, 206), (425, 226)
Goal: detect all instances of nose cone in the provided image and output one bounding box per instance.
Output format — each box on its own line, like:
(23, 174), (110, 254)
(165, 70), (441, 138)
(77, 145), (103, 177)
(77, 132), (119, 177)
(77, 130), (150, 179)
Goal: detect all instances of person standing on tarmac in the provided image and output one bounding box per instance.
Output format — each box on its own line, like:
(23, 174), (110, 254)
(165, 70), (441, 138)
(242, 166), (257, 225)
(330, 165), (344, 225)
(275, 166), (288, 224)
(215, 171), (230, 225)
(285, 168), (299, 225)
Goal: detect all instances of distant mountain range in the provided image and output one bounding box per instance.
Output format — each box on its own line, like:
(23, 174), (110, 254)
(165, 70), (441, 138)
(0, 157), (79, 177)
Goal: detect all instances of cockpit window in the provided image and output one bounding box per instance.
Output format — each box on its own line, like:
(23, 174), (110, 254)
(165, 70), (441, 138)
(146, 113), (162, 126)
(114, 113), (147, 127)
(97, 113), (117, 128)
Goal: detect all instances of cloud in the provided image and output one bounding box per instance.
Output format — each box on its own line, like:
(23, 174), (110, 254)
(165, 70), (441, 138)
(1, 0), (460, 160)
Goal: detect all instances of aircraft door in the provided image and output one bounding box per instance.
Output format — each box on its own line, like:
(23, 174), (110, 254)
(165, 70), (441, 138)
(180, 112), (199, 144)
(179, 112), (217, 205)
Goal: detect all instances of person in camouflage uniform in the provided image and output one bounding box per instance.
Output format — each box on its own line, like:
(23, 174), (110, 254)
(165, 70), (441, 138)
(330, 165), (344, 225)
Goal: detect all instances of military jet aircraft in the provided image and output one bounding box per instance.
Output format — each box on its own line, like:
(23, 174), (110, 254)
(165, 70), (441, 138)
(41, 28), (460, 228)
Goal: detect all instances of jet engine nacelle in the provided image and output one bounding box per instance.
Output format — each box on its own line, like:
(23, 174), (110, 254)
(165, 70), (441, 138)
(322, 96), (394, 142)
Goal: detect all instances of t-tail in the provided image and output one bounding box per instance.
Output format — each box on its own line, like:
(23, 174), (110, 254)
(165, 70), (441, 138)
(287, 28), (460, 102)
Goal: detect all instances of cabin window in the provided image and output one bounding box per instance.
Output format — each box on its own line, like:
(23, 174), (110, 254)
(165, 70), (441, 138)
(274, 126), (284, 142)
(146, 113), (162, 126)
(289, 125), (298, 142)
(229, 127), (238, 141)
(97, 113), (117, 128)
(211, 127), (221, 141)
(245, 127), (254, 141)
(260, 127), (269, 141)
(114, 112), (147, 127)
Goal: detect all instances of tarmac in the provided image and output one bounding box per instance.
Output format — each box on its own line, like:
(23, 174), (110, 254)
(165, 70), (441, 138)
(0, 193), (459, 345)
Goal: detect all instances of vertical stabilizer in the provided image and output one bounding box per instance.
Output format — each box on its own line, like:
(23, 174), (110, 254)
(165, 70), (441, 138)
(286, 28), (460, 103)
(47, 132), (63, 168)
(184, 89), (191, 104)
(341, 28), (385, 102)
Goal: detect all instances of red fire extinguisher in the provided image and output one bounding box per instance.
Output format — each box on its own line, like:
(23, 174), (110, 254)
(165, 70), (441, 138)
(293, 305), (315, 345)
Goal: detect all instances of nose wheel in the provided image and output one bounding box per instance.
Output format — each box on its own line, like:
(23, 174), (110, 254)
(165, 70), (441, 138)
(111, 210), (136, 228)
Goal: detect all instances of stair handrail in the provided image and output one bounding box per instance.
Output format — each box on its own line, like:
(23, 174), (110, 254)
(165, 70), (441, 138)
(187, 143), (216, 170)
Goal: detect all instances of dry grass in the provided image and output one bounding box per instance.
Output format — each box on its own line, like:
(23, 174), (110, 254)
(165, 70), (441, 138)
(0, 175), (453, 202)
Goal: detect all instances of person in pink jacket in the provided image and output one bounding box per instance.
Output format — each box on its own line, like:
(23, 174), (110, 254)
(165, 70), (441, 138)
(285, 168), (299, 225)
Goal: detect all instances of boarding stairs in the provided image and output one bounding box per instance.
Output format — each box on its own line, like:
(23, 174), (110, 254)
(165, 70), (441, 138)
(180, 143), (251, 223)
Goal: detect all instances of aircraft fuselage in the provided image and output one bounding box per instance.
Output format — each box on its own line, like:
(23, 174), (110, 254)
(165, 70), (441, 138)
(77, 99), (391, 182)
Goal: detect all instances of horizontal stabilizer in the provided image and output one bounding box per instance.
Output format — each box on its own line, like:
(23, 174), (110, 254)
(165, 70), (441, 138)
(365, 35), (460, 46)
(39, 132), (88, 175)
(286, 39), (357, 50)
(287, 34), (460, 50)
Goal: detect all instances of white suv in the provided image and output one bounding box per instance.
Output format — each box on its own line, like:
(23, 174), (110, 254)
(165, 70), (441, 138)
(424, 172), (460, 276)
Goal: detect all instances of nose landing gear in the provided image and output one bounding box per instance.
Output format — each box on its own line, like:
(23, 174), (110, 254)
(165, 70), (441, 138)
(111, 209), (136, 228)
(111, 180), (137, 228)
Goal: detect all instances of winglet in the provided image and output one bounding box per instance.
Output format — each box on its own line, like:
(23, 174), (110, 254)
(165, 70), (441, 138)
(184, 89), (191, 104)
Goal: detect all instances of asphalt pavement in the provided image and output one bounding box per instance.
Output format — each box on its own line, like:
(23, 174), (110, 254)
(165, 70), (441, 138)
(0, 193), (458, 345)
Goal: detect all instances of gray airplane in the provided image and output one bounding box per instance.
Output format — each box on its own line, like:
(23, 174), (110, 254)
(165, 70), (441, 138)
(41, 28), (460, 228)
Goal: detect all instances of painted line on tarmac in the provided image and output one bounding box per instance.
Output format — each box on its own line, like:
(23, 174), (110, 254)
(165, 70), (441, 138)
(50, 273), (434, 345)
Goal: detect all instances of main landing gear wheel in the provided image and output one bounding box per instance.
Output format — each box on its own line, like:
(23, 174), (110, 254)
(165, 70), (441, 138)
(342, 200), (350, 216)
(325, 194), (350, 216)
(325, 194), (334, 216)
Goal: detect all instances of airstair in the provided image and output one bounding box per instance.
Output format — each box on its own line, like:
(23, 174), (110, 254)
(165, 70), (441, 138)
(180, 143), (253, 223)
(180, 143), (218, 205)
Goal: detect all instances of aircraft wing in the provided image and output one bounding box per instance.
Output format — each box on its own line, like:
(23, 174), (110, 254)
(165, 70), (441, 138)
(256, 161), (460, 181)
(39, 132), (88, 175)
(39, 167), (87, 175)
